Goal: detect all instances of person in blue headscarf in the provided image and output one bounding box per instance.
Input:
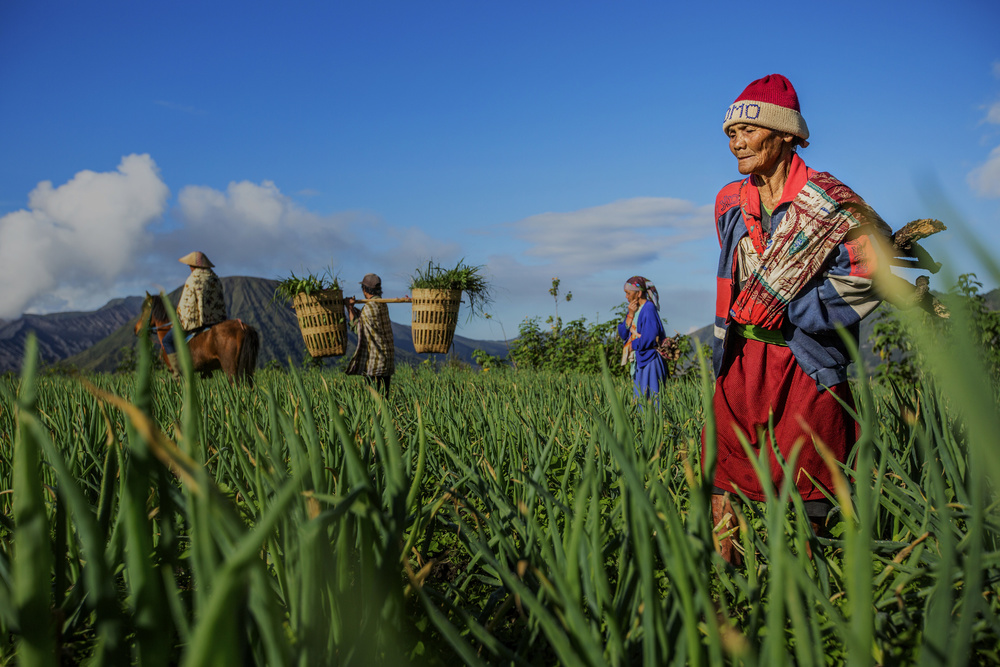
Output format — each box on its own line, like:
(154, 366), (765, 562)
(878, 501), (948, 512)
(618, 276), (668, 400)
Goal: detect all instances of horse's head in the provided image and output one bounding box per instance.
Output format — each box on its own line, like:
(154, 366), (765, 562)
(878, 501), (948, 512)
(134, 292), (171, 336)
(134, 293), (153, 336)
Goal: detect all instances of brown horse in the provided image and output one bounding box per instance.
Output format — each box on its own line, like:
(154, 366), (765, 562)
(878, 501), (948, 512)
(134, 293), (260, 385)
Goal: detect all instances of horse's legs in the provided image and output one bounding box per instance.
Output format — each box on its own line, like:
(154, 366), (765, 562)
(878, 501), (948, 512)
(214, 330), (239, 382)
(186, 323), (250, 384)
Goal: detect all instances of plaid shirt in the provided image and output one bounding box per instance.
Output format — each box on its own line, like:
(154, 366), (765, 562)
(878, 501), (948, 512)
(347, 302), (395, 377)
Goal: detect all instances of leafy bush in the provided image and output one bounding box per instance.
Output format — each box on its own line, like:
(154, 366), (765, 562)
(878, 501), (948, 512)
(509, 277), (694, 377)
(471, 348), (508, 371)
(510, 310), (623, 375)
(871, 272), (1000, 384)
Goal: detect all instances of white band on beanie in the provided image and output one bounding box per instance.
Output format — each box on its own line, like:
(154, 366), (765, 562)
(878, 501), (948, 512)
(723, 100), (810, 140)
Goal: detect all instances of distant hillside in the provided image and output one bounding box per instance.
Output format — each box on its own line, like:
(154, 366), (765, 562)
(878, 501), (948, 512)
(67, 276), (508, 372)
(986, 290), (1000, 311)
(0, 297), (144, 373)
(65, 277), (304, 372)
(5, 278), (991, 376)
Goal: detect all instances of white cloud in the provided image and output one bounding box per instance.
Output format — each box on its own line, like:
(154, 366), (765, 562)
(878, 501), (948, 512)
(167, 180), (361, 280)
(968, 145), (1000, 198)
(166, 179), (459, 292)
(967, 92), (1000, 198)
(471, 250), (719, 341)
(510, 197), (713, 266)
(473, 198), (720, 339)
(988, 101), (1000, 125)
(0, 154), (169, 319)
(0, 162), (719, 338)
(180, 180), (287, 232)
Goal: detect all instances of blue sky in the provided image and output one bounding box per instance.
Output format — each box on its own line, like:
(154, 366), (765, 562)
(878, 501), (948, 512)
(2, 0), (999, 341)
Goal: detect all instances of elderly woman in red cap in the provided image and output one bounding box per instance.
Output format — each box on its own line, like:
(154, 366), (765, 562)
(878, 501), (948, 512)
(706, 74), (891, 564)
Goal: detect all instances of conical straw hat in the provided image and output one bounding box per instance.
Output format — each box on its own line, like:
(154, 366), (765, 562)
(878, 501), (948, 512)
(178, 251), (214, 268)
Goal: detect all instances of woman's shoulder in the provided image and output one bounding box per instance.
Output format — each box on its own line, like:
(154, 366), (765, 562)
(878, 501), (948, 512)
(807, 171), (859, 200)
(639, 302), (661, 321)
(715, 179), (744, 219)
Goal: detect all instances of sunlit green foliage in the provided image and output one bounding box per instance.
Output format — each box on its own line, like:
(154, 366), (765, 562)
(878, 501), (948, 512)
(0, 284), (998, 664)
(872, 272), (1000, 385)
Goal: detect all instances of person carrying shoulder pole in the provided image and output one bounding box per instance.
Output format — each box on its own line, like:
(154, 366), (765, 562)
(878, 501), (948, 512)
(345, 273), (395, 396)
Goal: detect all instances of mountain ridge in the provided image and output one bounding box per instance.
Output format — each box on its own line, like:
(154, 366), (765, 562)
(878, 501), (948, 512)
(0, 296), (145, 372)
(3, 277), (994, 375)
(0, 276), (509, 373)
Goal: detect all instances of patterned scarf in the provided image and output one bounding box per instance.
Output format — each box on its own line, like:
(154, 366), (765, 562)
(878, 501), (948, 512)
(624, 276), (660, 310)
(729, 172), (890, 329)
(621, 301), (646, 372)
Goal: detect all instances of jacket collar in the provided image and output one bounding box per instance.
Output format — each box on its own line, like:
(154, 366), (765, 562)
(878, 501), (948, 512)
(739, 153), (813, 253)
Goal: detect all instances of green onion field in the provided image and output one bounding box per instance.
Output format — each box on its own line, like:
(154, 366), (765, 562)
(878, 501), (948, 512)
(0, 300), (998, 665)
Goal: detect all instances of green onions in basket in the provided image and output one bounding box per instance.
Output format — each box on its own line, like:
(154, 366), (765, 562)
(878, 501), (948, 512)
(408, 259), (494, 319)
(272, 267), (341, 305)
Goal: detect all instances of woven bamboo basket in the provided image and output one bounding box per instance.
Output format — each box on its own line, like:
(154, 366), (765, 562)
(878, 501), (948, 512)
(293, 288), (347, 357)
(411, 288), (461, 353)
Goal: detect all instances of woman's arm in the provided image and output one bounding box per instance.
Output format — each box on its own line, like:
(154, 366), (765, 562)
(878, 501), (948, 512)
(630, 305), (663, 351)
(618, 318), (630, 342)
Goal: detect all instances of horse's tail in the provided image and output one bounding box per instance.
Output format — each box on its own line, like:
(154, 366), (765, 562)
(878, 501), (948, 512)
(237, 324), (260, 386)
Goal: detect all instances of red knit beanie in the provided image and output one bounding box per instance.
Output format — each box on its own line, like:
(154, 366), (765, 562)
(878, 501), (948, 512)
(723, 74), (810, 142)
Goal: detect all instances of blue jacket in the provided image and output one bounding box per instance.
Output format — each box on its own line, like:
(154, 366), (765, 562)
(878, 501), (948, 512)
(618, 301), (666, 367)
(713, 159), (888, 388)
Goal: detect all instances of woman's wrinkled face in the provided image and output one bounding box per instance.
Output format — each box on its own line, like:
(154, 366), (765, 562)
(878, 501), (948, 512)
(727, 124), (795, 176)
(625, 288), (641, 304)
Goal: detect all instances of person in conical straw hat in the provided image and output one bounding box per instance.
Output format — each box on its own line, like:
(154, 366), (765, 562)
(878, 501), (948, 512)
(178, 251), (214, 269)
(705, 74), (892, 565)
(162, 251), (228, 376)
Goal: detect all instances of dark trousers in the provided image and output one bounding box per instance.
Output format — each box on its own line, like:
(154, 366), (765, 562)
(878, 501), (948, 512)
(711, 485), (833, 522)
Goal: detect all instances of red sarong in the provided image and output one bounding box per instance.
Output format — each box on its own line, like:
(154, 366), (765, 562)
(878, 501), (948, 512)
(703, 336), (857, 502)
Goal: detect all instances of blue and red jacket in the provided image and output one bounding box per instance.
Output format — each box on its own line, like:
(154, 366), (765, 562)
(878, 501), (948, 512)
(712, 155), (888, 388)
